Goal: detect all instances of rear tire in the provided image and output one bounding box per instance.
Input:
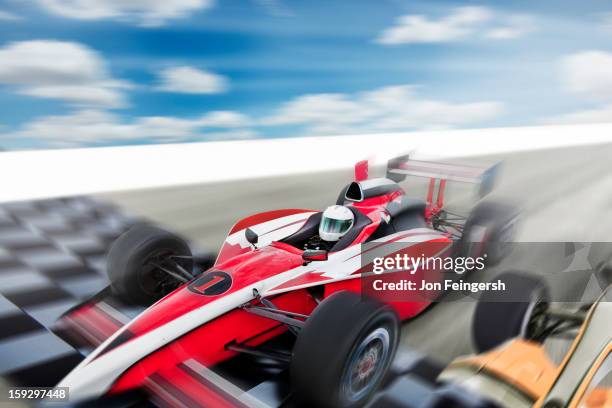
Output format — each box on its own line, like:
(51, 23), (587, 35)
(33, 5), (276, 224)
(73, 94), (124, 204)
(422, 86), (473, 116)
(107, 224), (193, 306)
(460, 201), (519, 266)
(291, 291), (399, 408)
(472, 271), (549, 353)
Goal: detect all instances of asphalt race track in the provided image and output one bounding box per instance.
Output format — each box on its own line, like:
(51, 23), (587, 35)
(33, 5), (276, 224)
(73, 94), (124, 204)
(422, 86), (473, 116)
(99, 142), (612, 366)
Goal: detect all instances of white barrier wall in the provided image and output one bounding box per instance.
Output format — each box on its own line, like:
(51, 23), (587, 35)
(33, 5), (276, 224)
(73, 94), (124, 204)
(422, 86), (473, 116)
(2, 123), (612, 202)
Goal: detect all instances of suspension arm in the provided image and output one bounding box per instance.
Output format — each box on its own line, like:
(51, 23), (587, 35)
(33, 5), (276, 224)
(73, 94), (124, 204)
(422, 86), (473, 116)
(547, 307), (587, 323)
(226, 341), (292, 363)
(241, 305), (306, 329)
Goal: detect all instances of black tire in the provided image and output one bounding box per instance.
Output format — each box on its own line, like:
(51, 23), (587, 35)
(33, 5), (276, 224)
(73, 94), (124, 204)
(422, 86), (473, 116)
(107, 224), (193, 306)
(460, 201), (519, 266)
(291, 291), (399, 408)
(472, 271), (549, 353)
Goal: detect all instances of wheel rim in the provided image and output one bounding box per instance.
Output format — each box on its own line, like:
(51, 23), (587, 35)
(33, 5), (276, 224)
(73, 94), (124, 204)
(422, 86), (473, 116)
(340, 327), (390, 404)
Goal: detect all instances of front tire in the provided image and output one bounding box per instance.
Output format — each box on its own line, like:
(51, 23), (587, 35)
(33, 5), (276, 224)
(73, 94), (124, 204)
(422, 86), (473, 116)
(472, 271), (549, 353)
(107, 224), (193, 306)
(291, 291), (399, 408)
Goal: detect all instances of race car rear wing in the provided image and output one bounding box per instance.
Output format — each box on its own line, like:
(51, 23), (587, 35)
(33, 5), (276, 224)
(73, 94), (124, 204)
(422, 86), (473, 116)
(385, 155), (498, 212)
(386, 154), (498, 197)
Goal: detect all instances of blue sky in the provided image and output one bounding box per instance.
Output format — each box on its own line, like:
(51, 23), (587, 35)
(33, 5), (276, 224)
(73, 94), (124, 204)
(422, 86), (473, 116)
(1, 0), (612, 150)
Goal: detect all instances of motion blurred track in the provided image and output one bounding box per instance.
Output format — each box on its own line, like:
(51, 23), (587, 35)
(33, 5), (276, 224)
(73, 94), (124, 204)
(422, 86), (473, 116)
(99, 143), (612, 365)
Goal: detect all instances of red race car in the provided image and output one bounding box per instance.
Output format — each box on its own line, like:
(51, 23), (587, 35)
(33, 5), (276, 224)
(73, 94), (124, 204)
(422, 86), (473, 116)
(57, 156), (518, 408)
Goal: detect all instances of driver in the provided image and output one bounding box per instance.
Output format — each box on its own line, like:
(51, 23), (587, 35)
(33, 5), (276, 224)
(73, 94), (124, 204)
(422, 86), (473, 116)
(304, 205), (355, 251)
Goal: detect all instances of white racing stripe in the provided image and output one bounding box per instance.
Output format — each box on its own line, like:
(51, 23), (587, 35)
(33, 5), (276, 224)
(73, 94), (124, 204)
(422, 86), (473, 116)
(264, 228), (447, 294)
(58, 227), (447, 401)
(58, 262), (314, 401)
(225, 212), (316, 249)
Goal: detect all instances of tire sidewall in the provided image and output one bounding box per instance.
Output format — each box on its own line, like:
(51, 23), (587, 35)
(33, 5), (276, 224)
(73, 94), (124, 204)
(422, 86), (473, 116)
(337, 310), (399, 407)
(472, 271), (549, 353)
(107, 225), (192, 306)
(291, 292), (399, 408)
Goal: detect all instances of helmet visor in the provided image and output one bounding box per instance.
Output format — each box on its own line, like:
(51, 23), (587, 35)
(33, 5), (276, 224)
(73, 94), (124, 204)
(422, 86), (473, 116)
(320, 216), (353, 235)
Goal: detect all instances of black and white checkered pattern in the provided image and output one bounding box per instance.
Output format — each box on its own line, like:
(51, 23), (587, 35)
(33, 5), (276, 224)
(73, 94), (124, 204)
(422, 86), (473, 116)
(0, 197), (287, 405)
(0, 197), (144, 387)
(1, 197), (436, 408)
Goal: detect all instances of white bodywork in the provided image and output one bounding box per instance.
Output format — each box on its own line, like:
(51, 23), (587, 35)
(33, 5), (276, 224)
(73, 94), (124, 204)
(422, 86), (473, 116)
(58, 212), (446, 402)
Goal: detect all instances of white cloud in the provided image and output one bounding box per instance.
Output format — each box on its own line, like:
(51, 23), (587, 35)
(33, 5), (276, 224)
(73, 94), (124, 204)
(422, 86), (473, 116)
(8, 109), (255, 147)
(543, 105), (612, 125)
(377, 7), (490, 44)
(0, 10), (22, 21)
(3, 85), (502, 148)
(157, 66), (228, 94)
(16, 110), (144, 146)
(484, 15), (534, 39)
(262, 85), (503, 134)
(560, 51), (612, 101)
(0, 41), (105, 84)
(542, 50), (612, 125)
(198, 111), (251, 127)
(0, 40), (129, 108)
(203, 129), (259, 140)
(263, 94), (361, 128)
(19, 85), (127, 107)
(37, 0), (213, 27)
(377, 7), (531, 44)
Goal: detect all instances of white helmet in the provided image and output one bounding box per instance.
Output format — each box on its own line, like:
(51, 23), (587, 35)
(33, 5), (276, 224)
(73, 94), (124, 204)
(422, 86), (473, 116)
(319, 205), (354, 242)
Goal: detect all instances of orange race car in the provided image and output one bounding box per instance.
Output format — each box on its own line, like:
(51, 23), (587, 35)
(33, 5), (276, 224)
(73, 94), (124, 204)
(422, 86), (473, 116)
(369, 270), (612, 408)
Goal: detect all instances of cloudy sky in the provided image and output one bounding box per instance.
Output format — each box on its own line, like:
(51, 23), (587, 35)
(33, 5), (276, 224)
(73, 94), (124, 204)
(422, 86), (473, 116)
(1, 0), (612, 150)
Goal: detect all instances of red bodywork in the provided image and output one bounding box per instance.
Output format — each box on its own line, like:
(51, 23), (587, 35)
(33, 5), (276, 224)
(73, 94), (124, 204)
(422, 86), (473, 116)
(59, 158), (496, 404)
(108, 179), (448, 394)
